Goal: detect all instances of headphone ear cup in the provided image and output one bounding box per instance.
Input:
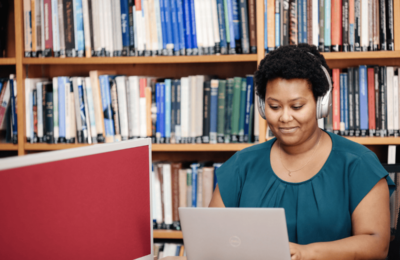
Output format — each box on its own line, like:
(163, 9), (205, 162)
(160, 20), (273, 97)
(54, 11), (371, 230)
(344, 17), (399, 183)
(257, 95), (266, 120)
(316, 90), (331, 119)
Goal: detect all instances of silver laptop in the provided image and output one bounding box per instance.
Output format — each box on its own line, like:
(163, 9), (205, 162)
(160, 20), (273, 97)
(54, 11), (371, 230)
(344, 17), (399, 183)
(179, 208), (291, 260)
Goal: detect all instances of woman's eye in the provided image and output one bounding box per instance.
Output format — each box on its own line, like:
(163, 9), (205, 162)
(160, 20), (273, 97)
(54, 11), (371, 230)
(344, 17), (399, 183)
(293, 106), (303, 110)
(269, 106), (279, 110)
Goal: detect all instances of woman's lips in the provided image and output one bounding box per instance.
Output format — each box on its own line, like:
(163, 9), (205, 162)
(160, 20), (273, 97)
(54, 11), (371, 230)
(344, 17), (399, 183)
(278, 127), (299, 134)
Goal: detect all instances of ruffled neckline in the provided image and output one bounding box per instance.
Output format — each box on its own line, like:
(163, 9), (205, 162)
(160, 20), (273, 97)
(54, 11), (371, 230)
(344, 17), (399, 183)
(266, 130), (335, 185)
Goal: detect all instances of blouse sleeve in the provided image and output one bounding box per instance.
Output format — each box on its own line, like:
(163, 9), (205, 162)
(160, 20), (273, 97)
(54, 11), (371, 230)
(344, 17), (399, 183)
(215, 152), (245, 207)
(349, 151), (396, 214)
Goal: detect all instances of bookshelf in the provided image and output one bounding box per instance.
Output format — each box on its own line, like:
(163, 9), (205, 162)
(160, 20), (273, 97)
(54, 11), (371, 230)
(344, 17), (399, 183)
(2, 0), (400, 240)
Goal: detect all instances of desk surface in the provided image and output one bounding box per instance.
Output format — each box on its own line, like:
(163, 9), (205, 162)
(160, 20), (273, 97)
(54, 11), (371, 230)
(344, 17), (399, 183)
(159, 257), (186, 260)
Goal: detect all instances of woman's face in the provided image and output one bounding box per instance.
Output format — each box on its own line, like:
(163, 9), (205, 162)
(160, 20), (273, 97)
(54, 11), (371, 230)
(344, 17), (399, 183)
(264, 77), (319, 146)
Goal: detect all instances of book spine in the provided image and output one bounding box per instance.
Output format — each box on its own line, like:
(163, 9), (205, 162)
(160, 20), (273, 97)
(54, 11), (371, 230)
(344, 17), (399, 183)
(340, 73), (345, 135)
(211, 0), (220, 54)
(349, 0), (354, 51)
(64, 82), (70, 141)
(171, 163), (182, 228)
(342, 0), (349, 51)
(368, 67), (376, 135)
(217, 0), (228, 54)
(312, 0), (319, 46)
(178, 0), (186, 55)
(63, 0), (76, 57)
(113, 0), (123, 56)
(217, 80), (226, 143)
(68, 82), (76, 143)
(289, 0), (298, 45)
(210, 80), (218, 144)
(359, 65), (368, 136)
(180, 78), (188, 143)
(360, 0), (368, 51)
(32, 89), (38, 141)
(238, 78), (246, 142)
(380, 67), (387, 136)
(354, 0), (361, 51)
(267, 0), (275, 51)
(170, 0), (180, 55)
(183, 0), (193, 54)
(275, 0), (280, 48)
(154, 0), (163, 53)
(24, 80), (32, 142)
(156, 83), (161, 142)
(248, 0), (257, 53)
(332, 69), (340, 134)
(150, 80), (157, 140)
(282, 0), (289, 45)
(231, 0), (241, 53)
(170, 80), (176, 143)
(45, 87), (54, 143)
(324, 0), (331, 51)
(31, 0), (37, 56)
(191, 163), (199, 207)
(120, 0), (130, 56)
(373, 0), (379, 50)
(73, 0), (84, 57)
(368, 0), (373, 50)
(202, 81), (211, 143)
(160, 83), (165, 142)
(194, 0), (204, 55)
(375, 67), (380, 134)
(57, 77), (66, 142)
(57, 0), (65, 57)
(81, 0), (91, 57)
(175, 80), (181, 142)
(116, 77), (129, 140)
(225, 78), (234, 143)
(298, 0), (303, 44)
(164, 0), (174, 55)
(36, 83), (44, 141)
(331, 0), (342, 52)
(386, 0), (393, 50)
(348, 67), (355, 136)
(9, 79), (18, 144)
(231, 77), (242, 142)
(162, 164), (173, 227)
(386, 66), (394, 135)
(99, 75), (115, 142)
(88, 72), (104, 142)
(52, 78), (59, 142)
(226, 0), (236, 52)
(128, 3), (136, 55)
(244, 75), (254, 142)
(146, 86), (152, 137)
(307, 0), (312, 44)
(190, 0), (198, 54)
(302, 0), (307, 43)
(343, 73), (349, 135)
(78, 78), (89, 142)
(110, 79), (121, 141)
(35, 0), (43, 56)
(43, 0), (53, 57)
(87, 0), (95, 56)
(188, 77), (195, 142)
(239, 0), (250, 53)
(165, 80), (171, 142)
(394, 73), (399, 136)
(51, 0), (60, 56)
(24, 0), (32, 57)
(223, 0), (231, 51)
(354, 67), (360, 136)
(318, 0), (325, 51)
(196, 76), (204, 143)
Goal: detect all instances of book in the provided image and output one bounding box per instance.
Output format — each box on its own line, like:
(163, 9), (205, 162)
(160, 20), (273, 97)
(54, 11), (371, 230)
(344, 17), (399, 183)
(244, 75), (254, 143)
(99, 75), (115, 143)
(210, 79), (219, 144)
(238, 78), (247, 142)
(368, 67), (376, 136)
(331, 0), (342, 52)
(217, 80), (226, 143)
(348, 67), (355, 136)
(115, 76), (129, 141)
(202, 80), (211, 143)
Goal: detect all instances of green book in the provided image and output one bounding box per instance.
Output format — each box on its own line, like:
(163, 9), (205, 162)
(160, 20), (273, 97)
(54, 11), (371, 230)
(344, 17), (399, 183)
(224, 78), (234, 143)
(217, 80), (226, 143)
(230, 77), (242, 143)
(238, 78), (247, 142)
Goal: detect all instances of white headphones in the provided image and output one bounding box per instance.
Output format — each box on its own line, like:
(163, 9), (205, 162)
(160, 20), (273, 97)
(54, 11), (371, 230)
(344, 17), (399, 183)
(257, 52), (333, 120)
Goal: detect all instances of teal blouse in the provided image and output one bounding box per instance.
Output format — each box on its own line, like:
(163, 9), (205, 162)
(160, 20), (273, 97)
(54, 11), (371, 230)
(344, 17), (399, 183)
(216, 131), (395, 244)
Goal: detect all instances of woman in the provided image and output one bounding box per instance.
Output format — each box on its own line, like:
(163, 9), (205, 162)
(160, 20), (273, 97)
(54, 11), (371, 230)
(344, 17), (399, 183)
(162, 44), (395, 260)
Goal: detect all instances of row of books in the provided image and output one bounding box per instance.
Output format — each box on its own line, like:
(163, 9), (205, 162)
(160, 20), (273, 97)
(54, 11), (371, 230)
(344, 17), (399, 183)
(152, 162), (220, 230)
(264, 0), (395, 52)
(23, 0), (257, 58)
(24, 73), (259, 145)
(0, 75), (18, 144)
(154, 243), (185, 259)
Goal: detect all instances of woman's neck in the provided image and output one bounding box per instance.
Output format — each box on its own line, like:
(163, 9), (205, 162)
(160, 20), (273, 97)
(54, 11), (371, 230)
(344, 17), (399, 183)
(279, 128), (323, 156)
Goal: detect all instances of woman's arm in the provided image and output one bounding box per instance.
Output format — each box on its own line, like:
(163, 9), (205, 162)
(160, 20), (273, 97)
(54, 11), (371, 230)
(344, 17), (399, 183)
(291, 178), (391, 260)
(208, 184), (226, 207)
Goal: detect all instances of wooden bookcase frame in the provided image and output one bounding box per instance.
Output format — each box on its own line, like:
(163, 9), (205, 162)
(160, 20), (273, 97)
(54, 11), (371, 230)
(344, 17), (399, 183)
(1, 0), (400, 238)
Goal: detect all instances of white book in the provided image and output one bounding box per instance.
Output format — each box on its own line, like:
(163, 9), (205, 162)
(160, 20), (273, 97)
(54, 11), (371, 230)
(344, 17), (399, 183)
(368, 0), (373, 48)
(82, 0), (91, 57)
(104, 0), (113, 56)
(82, 80), (92, 144)
(204, 0), (215, 52)
(116, 76), (129, 140)
(162, 163), (173, 226)
(71, 77), (85, 142)
(57, 0), (66, 57)
(84, 77), (98, 143)
(139, 84), (147, 138)
(196, 76), (205, 141)
(190, 76), (197, 141)
(254, 90), (260, 142)
(69, 83), (77, 141)
(361, 0), (368, 50)
(394, 75), (399, 134)
(196, 169), (203, 207)
(194, 0), (204, 53)
(152, 164), (163, 225)
(181, 77), (189, 141)
(135, 4), (144, 53)
(148, 0), (158, 53)
(23, 0), (32, 55)
(51, 0), (60, 54)
(94, 0), (103, 55)
(312, 0), (319, 46)
(112, 0), (123, 56)
(143, 0), (151, 53)
(25, 78), (46, 142)
(163, 244), (177, 258)
(387, 67), (394, 134)
(179, 169), (187, 208)
(211, 0), (220, 48)
(53, 77), (59, 143)
(142, 1), (149, 53)
(128, 76), (140, 137)
(154, 0), (163, 52)
(0, 81), (11, 130)
(65, 82), (71, 141)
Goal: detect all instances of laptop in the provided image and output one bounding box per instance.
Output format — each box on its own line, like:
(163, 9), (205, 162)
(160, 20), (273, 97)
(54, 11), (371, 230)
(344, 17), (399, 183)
(179, 208), (291, 260)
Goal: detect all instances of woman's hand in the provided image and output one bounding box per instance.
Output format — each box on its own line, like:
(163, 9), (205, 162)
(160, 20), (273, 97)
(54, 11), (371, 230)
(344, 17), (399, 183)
(290, 242), (312, 260)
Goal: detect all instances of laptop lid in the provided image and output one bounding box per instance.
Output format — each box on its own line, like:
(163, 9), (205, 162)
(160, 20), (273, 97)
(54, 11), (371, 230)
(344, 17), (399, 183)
(179, 207), (291, 260)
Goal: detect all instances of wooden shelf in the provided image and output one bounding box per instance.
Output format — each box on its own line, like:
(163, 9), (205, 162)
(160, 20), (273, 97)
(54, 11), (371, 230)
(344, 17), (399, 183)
(22, 54), (258, 65)
(153, 230), (183, 239)
(0, 58), (16, 65)
(322, 51), (400, 60)
(24, 143), (91, 151)
(0, 143), (18, 151)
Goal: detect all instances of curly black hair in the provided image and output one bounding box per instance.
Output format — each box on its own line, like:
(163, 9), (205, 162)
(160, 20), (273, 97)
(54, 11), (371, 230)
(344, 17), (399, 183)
(254, 44), (331, 101)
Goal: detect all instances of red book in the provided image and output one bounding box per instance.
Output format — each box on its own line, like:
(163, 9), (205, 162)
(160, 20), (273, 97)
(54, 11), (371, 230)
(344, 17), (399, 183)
(368, 68), (376, 130)
(332, 69), (341, 131)
(43, 0), (53, 57)
(331, 0), (342, 51)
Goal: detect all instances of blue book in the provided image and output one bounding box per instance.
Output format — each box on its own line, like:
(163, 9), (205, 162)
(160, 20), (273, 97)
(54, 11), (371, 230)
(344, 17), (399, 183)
(121, 0), (130, 56)
(298, 0), (303, 43)
(302, 0), (307, 43)
(343, 73), (349, 133)
(160, 83), (166, 140)
(58, 77), (68, 142)
(359, 66), (368, 134)
(216, 0), (228, 54)
(170, 0), (180, 54)
(189, 0), (198, 54)
(78, 81), (88, 142)
(177, 0), (185, 55)
(73, 0), (85, 57)
(275, 1), (280, 48)
(183, 0), (193, 54)
(191, 163), (199, 207)
(160, 0), (167, 53)
(9, 79), (17, 144)
(0, 81), (3, 93)
(232, 0), (241, 44)
(244, 75), (254, 143)
(324, 0), (331, 51)
(210, 81), (219, 143)
(165, 80), (171, 142)
(99, 75), (115, 140)
(226, 0), (236, 51)
(164, 0), (174, 55)
(264, 0), (268, 52)
(340, 73), (345, 134)
(156, 83), (162, 142)
(129, 3), (135, 55)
